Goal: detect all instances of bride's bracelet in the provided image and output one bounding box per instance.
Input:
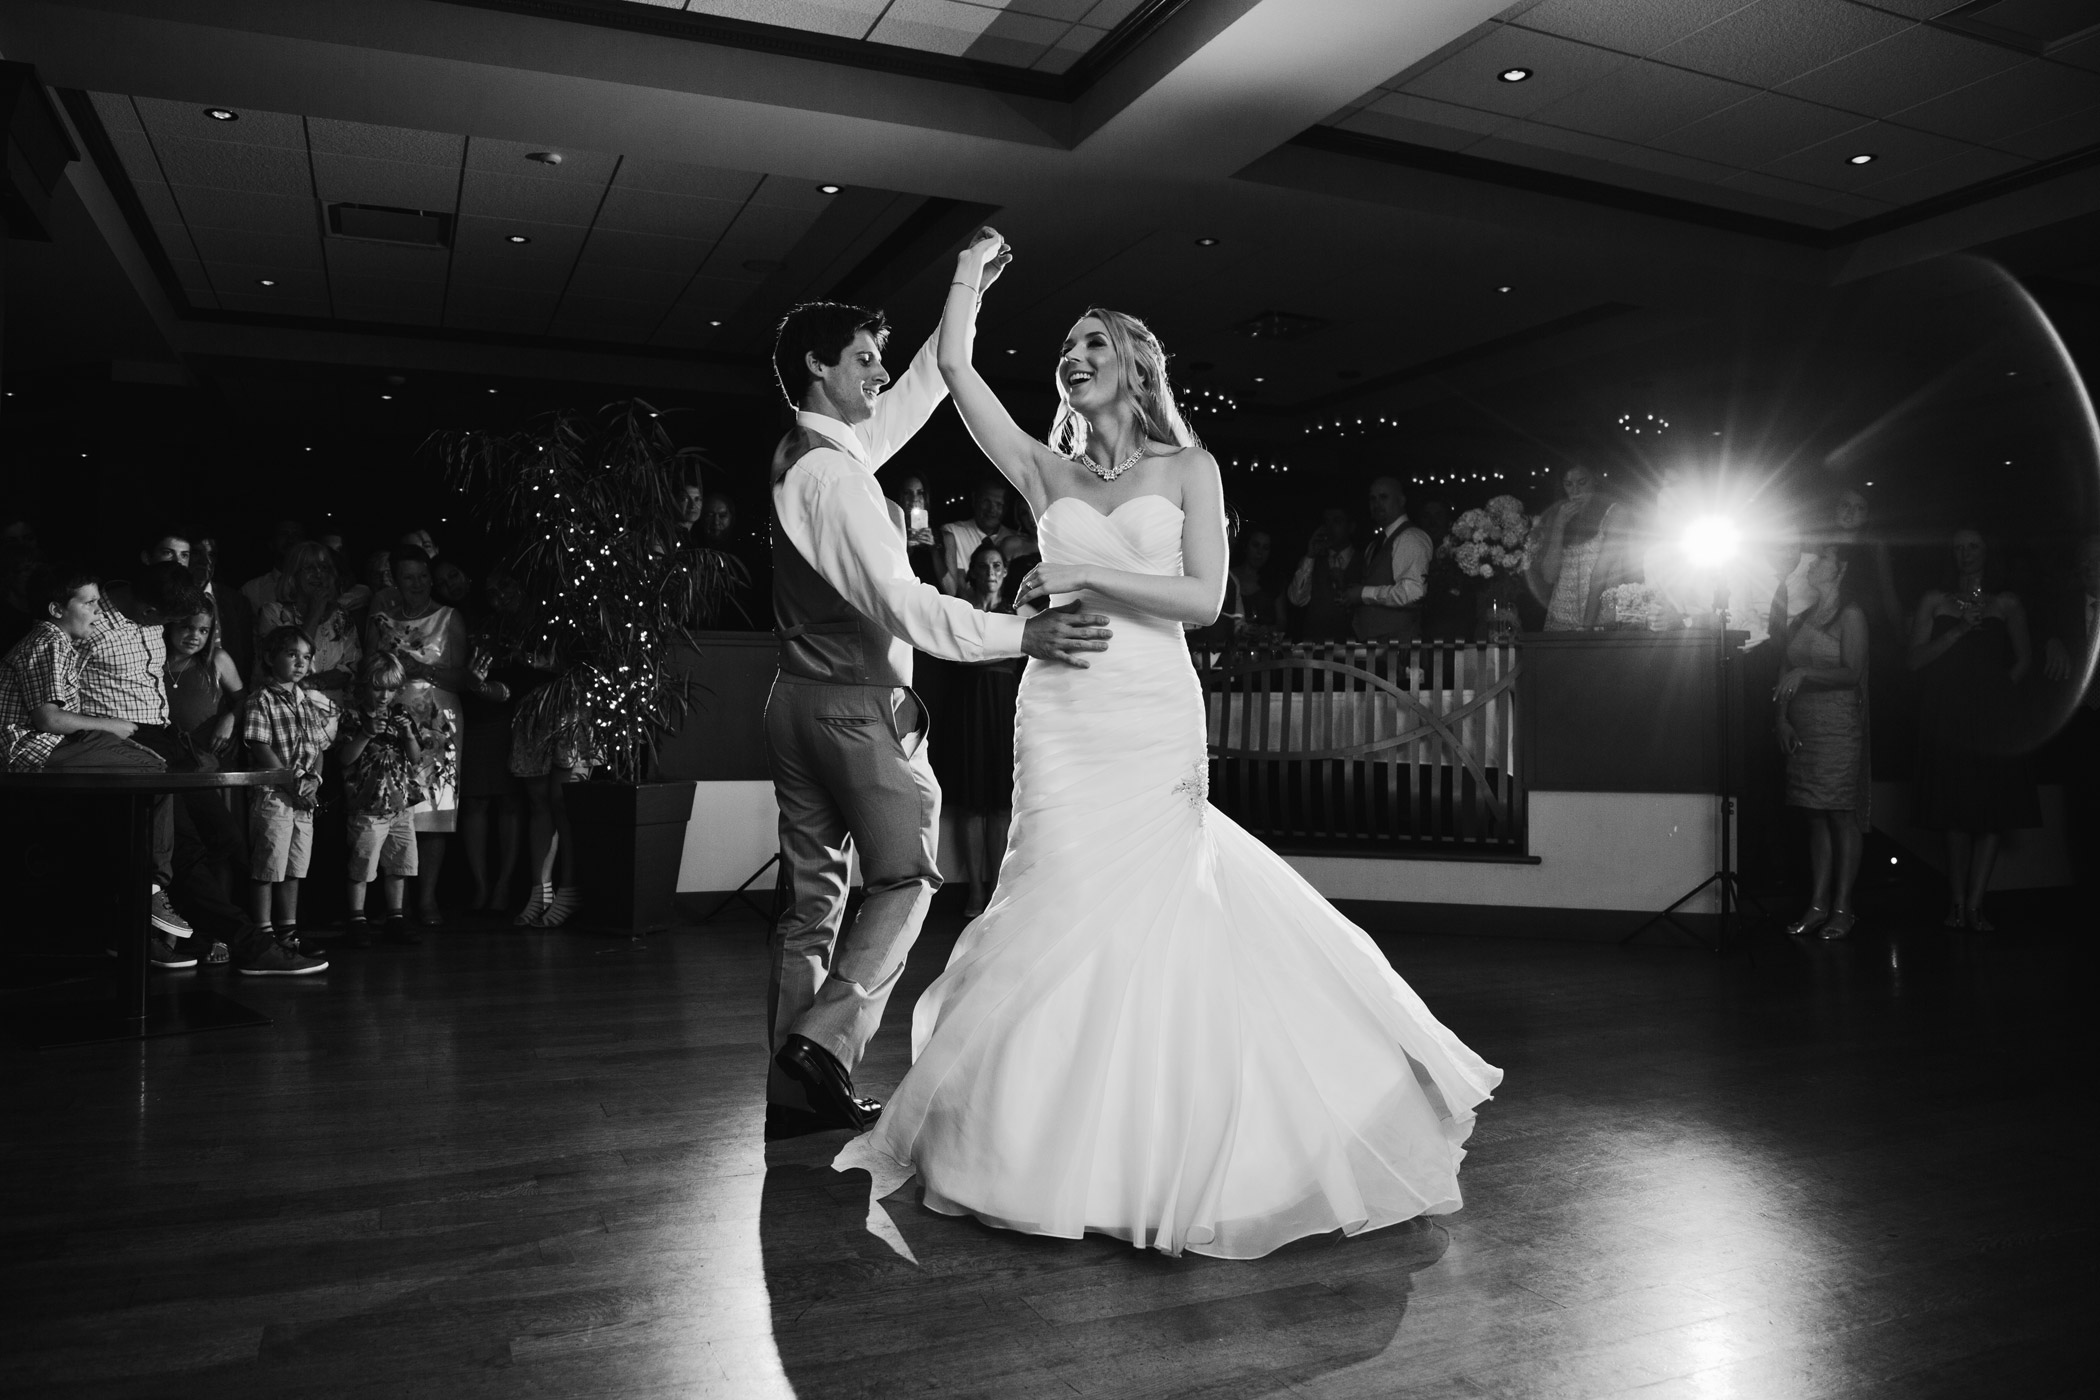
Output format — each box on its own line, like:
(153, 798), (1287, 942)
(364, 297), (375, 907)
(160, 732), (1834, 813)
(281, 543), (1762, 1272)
(950, 280), (981, 298)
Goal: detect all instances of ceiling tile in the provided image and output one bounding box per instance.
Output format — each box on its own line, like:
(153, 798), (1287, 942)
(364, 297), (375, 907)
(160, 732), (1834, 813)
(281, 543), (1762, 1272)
(212, 263), (325, 298)
(1361, 91), (1514, 138)
(329, 276), (446, 313)
(1512, 0), (1761, 57)
(1758, 119), (1975, 190)
(171, 189), (316, 238)
(563, 262), (692, 303)
(683, 1), (884, 42)
(662, 274), (756, 318)
(612, 159), (764, 201)
(1463, 131), (1733, 204)
(444, 284), (561, 330)
(571, 228), (713, 275)
(1815, 191), (1894, 220)
(1993, 103), (2100, 158)
(1400, 26), (1637, 117)
(1650, 0), (1911, 89)
(1082, 0), (1145, 27)
(1651, 91), (1870, 167)
(1004, 0), (1097, 20)
(312, 154), (461, 212)
(2053, 30), (2100, 73)
(746, 174), (847, 213)
(595, 187), (743, 241)
(447, 217), (589, 287)
(1848, 143), (2029, 203)
(306, 119), (463, 167)
(1033, 23), (1106, 73)
(184, 226), (323, 272)
(88, 92), (143, 136)
(215, 290), (330, 317)
(147, 136), (311, 195)
(1890, 58), (2100, 145)
(549, 296), (665, 338)
(131, 96), (304, 149)
(333, 302), (444, 328)
(1715, 166), (1856, 211)
(464, 137), (620, 180)
(323, 240), (450, 286)
(869, 0), (1067, 65)
(459, 168), (613, 227)
(1777, 22), (2026, 117)
(1525, 61), (1756, 143)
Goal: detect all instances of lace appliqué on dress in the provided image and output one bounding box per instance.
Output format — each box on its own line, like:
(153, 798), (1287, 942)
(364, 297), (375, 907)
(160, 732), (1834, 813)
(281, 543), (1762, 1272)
(1173, 763), (1208, 815)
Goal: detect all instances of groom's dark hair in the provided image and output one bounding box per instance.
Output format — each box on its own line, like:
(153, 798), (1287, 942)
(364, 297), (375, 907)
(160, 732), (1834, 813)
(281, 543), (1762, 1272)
(774, 302), (890, 407)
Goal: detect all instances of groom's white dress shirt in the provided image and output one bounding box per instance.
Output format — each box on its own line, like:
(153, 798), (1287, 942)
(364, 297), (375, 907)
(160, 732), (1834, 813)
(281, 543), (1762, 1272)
(771, 332), (1025, 668)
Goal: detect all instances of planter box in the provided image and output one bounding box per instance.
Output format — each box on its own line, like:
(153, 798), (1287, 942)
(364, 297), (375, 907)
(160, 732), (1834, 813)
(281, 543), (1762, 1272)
(561, 779), (697, 933)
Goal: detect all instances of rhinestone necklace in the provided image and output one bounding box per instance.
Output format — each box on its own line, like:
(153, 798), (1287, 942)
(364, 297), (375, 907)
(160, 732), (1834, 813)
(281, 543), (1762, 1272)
(1073, 440), (1147, 483)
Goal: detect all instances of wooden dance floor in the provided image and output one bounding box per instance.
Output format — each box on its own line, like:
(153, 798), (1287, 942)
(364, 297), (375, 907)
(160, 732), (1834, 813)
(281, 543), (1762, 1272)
(1, 897), (2085, 1399)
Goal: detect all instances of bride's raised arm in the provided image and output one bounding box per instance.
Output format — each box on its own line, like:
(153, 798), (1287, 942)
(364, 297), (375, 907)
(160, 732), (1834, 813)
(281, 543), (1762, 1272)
(937, 232), (1059, 513)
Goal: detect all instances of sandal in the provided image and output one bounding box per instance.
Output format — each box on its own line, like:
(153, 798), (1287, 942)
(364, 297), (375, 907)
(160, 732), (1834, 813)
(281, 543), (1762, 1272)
(1942, 903), (1967, 929)
(1785, 904), (1830, 937)
(1818, 909), (1856, 940)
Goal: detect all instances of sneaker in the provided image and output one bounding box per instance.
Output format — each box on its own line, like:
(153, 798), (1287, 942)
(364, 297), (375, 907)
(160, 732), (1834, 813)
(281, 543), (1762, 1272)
(339, 917), (374, 949)
(149, 887), (194, 938)
(149, 933), (198, 969)
(380, 916), (421, 946)
(236, 940), (329, 976)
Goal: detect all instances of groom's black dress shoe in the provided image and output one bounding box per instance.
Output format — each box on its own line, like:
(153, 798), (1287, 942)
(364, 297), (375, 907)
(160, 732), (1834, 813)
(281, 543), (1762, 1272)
(775, 1035), (882, 1131)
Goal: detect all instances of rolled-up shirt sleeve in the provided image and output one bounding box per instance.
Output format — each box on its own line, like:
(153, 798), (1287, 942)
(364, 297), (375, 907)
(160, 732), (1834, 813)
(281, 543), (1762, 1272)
(776, 450), (1025, 664)
(857, 330), (948, 468)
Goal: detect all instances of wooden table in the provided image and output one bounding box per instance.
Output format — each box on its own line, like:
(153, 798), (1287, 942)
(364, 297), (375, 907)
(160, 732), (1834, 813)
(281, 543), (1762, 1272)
(0, 767), (291, 1047)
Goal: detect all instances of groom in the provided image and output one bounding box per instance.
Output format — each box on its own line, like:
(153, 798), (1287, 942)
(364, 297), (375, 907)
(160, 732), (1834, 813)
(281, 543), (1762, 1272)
(764, 252), (1110, 1136)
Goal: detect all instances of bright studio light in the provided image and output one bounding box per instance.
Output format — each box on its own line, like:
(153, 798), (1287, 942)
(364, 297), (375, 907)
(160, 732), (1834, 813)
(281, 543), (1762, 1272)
(1680, 514), (1741, 566)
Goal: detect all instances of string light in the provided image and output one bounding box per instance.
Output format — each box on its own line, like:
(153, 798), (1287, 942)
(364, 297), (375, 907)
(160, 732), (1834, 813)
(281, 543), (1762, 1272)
(1617, 412), (1669, 435)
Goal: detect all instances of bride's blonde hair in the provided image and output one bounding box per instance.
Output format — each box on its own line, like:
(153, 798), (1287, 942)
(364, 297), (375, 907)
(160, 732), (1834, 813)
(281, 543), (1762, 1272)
(1049, 308), (1198, 459)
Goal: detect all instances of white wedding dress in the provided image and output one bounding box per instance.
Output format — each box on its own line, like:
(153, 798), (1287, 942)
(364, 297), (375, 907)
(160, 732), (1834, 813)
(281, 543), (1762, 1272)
(837, 494), (1502, 1259)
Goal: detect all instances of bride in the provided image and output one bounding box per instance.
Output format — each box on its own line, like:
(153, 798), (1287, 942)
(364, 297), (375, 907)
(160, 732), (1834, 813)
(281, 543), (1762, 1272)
(838, 230), (1503, 1259)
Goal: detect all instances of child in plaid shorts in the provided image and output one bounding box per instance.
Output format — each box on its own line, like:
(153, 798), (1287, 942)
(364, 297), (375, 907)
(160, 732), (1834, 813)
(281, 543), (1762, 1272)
(243, 626), (339, 953)
(336, 651), (431, 947)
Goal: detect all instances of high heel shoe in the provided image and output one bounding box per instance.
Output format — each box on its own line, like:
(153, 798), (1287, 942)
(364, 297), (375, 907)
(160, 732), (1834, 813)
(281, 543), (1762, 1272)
(537, 886), (581, 928)
(514, 883), (549, 927)
(1818, 909), (1856, 939)
(1785, 904), (1830, 937)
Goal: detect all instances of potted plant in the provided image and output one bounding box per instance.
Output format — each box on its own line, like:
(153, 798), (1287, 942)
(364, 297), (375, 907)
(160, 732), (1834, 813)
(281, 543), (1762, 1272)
(435, 402), (743, 933)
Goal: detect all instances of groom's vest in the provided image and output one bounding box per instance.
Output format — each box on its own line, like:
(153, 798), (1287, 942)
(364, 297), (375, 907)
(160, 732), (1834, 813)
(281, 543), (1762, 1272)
(770, 427), (912, 689)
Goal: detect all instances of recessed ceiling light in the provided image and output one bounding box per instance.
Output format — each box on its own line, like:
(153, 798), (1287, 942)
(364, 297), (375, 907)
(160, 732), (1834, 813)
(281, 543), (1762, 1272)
(204, 108), (238, 121)
(507, 234), (532, 244)
(1254, 376), (1265, 383)
(1497, 285), (1512, 293)
(380, 394), (393, 401)
(256, 278), (277, 287)
(1498, 68), (1532, 83)
(1849, 152), (1876, 165)
(1194, 236), (1219, 247)
(487, 388), (498, 394)
(708, 319), (722, 327)
(818, 183), (841, 194)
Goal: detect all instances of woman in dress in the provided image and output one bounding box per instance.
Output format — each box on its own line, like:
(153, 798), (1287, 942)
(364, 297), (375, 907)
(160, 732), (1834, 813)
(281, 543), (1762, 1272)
(935, 542), (1021, 918)
(1525, 466), (1619, 631)
(256, 541), (362, 706)
(839, 231), (1501, 1260)
(1908, 528), (2039, 931)
(1773, 546), (1871, 939)
(368, 544), (468, 924)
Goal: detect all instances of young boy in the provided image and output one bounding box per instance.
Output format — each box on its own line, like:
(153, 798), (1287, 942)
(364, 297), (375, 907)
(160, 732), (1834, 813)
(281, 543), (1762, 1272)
(337, 652), (426, 947)
(243, 625), (338, 961)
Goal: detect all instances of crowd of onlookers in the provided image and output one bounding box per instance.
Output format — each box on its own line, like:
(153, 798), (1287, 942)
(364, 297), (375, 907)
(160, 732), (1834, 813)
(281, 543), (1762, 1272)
(0, 516), (617, 976)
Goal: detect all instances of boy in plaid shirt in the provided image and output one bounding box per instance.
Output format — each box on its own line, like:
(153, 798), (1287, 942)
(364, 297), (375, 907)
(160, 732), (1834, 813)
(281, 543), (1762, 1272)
(244, 625), (339, 954)
(336, 651), (429, 947)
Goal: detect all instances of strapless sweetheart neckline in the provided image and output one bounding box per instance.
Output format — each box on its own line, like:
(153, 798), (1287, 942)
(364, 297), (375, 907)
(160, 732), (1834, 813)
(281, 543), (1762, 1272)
(1043, 493), (1181, 521)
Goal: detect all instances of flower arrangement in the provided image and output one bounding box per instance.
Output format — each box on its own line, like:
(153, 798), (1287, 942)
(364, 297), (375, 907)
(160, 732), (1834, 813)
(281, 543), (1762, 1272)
(1440, 495), (1536, 581)
(1599, 582), (1676, 631)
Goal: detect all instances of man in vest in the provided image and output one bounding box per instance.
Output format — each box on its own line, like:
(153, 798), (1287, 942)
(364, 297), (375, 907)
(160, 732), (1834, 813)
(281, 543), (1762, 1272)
(765, 289), (1111, 1136)
(1352, 476), (1433, 644)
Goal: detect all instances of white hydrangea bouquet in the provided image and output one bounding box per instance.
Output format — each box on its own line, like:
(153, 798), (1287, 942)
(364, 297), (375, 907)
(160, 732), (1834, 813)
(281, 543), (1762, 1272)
(1439, 494), (1535, 580)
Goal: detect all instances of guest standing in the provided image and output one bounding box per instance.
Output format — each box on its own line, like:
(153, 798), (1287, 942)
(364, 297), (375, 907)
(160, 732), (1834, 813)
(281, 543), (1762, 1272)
(257, 541), (362, 707)
(888, 474), (945, 589)
(1907, 528), (2039, 932)
(1774, 546), (1871, 939)
(934, 542), (1020, 918)
(457, 571), (527, 915)
(1526, 466), (1621, 631)
(336, 651), (428, 947)
(936, 479), (1016, 595)
(1286, 506), (1358, 642)
(243, 626), (339, 962)
(368, 545), (468, 924)
(1229, 528), (1284, 634)
(1350, 476), (1432, 644)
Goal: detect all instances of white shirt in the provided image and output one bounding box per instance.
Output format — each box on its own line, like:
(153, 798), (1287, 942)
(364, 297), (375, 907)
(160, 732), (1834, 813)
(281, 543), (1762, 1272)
(771, 332), (1025, 670)
(1359, 516), (1431, 609)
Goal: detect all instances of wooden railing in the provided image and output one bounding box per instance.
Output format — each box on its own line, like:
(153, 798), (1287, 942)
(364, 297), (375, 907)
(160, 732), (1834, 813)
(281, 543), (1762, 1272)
(1195, 639), (1525, 856)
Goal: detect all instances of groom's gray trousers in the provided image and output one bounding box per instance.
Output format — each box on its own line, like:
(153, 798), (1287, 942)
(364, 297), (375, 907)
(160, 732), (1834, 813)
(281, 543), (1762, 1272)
(764, 674), (940, 1107)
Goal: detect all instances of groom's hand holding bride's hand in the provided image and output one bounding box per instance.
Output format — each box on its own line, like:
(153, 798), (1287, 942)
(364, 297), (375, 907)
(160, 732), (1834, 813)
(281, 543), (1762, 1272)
(1021, 602), (1111, 669)
(966, 226), (1013, 292)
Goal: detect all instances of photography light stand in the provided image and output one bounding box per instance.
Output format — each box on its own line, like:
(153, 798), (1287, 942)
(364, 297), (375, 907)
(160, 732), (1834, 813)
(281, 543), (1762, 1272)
(1625, 584), (1773, 952)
